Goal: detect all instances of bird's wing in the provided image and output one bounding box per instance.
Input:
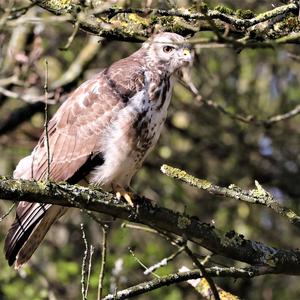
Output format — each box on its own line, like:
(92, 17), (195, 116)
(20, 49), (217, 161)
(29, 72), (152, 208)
(5, 54), (147, 266)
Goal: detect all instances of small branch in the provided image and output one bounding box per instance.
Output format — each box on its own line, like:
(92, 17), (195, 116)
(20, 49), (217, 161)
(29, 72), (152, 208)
(81, 224), (88, 300)
(181, 81), (300, 127)
(59, 19), (80, 51)
(44, 59), (51, 181)
(97, 225), (108, 300)
(0, 86), (56, 104)
(122, 223), (158, 234)
(129, 248), (160, 278)
(85, 245), (95, 299)
(180, 266), (240, 300)
(263, 104), (300, 126)
(184, 245), (220, 300)
(144, 246), (185, 275)
(161, 164), (300, 230)
(0, 203), (15, 223)
(51, 35), (102, 90)
(102, 267), (273, 300)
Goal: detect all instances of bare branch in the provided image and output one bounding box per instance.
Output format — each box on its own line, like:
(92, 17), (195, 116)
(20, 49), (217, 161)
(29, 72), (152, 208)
(0, 86), (56, 104)
(184, 245), (220, 300)
(97, 225), (108, 300)
(85, 245), (95, 299)
(0, 203), (15, 223)
(102, 267), (274, 300)
(43, 59), (51, 181)
(81, 224), (89, 300)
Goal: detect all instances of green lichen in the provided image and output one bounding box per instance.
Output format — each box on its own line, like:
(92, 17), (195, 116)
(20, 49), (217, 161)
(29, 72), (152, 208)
(128, 13), (150, 28)
(264, 253), (278, 267)
(236, 9), (255, 19)
(199, 2), (208, 13)
(214, 5), (234, 15)
(150, 15), (158, 24)
(249, 180), (269, 198)
(276, 16), (300, 32)
(177, 215), (191, 229)
(37, 181), (48, 190)
(287, 211), (297, 219)
(40, 0), (72, 10)
(221, 230), (245, 247)
(161, 165), (212, 190)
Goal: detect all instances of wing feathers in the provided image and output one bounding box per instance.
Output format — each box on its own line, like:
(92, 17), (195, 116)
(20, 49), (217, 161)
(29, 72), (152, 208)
(5, 51), (148, 267)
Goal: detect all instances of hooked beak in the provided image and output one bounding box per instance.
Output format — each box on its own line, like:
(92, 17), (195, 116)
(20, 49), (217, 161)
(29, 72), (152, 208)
(181, 47), (193, 63)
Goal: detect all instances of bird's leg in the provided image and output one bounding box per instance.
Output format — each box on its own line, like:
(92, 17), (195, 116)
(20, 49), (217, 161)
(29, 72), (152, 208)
(113, 184), (134, 207)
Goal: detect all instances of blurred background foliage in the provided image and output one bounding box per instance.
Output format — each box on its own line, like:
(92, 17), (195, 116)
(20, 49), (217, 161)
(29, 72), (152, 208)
(1, 0), (300, 299)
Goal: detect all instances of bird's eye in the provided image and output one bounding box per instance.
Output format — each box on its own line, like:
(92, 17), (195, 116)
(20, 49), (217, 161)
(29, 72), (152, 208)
(163, 46), (174, 53)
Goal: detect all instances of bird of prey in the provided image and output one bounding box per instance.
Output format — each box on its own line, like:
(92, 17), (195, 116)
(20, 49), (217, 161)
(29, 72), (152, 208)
(4, 32), (193, 268)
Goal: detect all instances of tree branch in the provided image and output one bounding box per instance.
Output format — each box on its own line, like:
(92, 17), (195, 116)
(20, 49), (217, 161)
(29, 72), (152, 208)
(27, 1), (300, 46)
(102, 267), (275, 300)
(161, 164), (300, 230)
(1, 176), (300, 275)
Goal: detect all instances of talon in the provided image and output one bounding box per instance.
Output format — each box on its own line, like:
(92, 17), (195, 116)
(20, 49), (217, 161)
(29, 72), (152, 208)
(114, 186), (134, 206)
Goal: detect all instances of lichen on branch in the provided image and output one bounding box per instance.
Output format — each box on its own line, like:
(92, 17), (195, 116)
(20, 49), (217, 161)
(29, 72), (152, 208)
(1, 176), (300, 275)
(28, 0), (300, 46)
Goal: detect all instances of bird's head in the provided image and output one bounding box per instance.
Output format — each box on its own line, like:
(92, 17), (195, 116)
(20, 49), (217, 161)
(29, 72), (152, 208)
(143, 32), (193, 74)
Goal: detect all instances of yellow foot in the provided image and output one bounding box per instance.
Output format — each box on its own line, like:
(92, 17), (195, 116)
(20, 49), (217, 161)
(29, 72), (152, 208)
(115, 186), (134, 207)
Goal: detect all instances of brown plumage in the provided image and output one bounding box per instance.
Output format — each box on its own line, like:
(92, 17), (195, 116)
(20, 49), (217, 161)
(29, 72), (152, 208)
(4, 32), (192, 268)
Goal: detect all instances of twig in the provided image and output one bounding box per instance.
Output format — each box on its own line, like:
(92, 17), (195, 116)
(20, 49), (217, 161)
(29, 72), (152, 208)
(121, 223), (158, 234)
(0, 86), (56, 104)
(129, 248), (160, 278)
(144, 246), (185, 275)
(97, 225), (108, 300)
(7, 2), (35, 20)
(264, 104), (300, 125)
(7, 15), (72, 26)
(60, 19), (80, 50)
(51, 35), (102, 89)
(184, 245), (220, 300)
(81, 224), (88, 300)
(0, 203), (15, 222)
(85, 245), (95, 299)
(0, 0), (14, 30)
(180, 71), (300, 127)
(199, 94), (300, 126)
(161, 164), (300, 230)
(44, 59), (51, 181)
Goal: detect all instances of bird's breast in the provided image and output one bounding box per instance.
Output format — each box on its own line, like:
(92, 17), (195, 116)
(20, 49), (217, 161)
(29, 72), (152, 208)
(132, 76), (174, 156)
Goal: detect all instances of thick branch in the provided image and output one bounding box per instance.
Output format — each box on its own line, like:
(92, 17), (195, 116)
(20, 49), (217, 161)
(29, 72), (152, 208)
(1, 177), (300, 275)
(27, 1), (300, 45)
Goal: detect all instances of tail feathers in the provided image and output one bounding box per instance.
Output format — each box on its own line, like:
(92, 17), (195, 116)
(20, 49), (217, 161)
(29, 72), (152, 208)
(15, 205), (67, 268)
(4, 202), (51, 266)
